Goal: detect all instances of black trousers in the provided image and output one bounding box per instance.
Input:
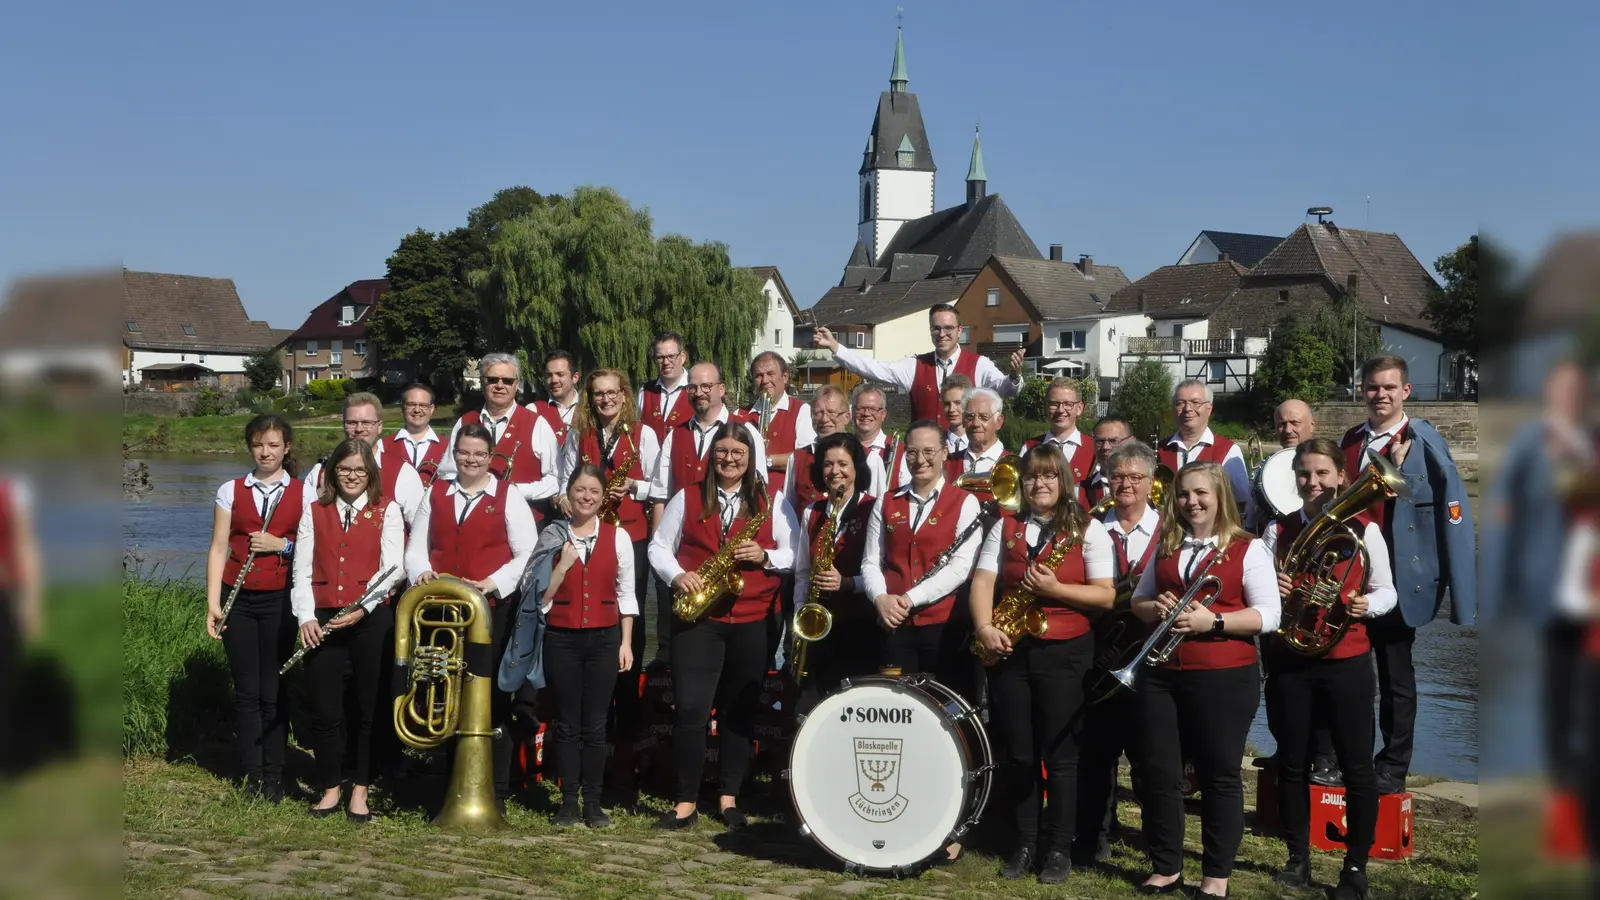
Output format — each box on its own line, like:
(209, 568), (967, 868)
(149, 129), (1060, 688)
(881, 618), (977, 705)
(611, 540), (650, 740)
(1583, 653), (1600, 866)
(1546, 621), (1586, 790)
(670, 617), (774, 801)
(221, 587), (295, 784)
(1367, 611), (1416, 783)
(544, 624), (622, 800)
(652, 571), (676, 667)
(0, 596), (15, 771)
(1133, 663), (1261, 879)
(1259, 636), (1336, 765)
(1075, 683), (1144, 853)
(488, 599), (516, 799)
(305, 603), (394, 789)
(987, 634), (1093, 853)
(1265, 651), (1379, 868)
(795, 617), (885, 715)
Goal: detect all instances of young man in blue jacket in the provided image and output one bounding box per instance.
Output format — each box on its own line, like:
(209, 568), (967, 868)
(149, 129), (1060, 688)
(1339, 355), (1476, 797)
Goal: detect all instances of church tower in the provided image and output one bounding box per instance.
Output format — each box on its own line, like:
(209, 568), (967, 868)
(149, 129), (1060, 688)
(857, 23), (936, 267)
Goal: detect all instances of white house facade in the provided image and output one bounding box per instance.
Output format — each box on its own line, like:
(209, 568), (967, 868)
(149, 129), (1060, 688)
(746, 267), (800, 363)
(1040, 313), (1148, 378)
(1378, 324), (1448, 401)
(860, 166), (935, 265)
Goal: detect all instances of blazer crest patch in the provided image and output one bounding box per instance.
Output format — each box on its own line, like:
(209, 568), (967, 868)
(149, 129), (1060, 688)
(1447, 501), (1462, 525)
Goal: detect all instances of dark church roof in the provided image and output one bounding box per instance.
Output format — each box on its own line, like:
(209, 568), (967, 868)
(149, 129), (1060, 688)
(1188, 230), (1283, 268)
(860, 92), (936, 175)
(809, 275), (975, 328)
(872, 194), (1042, 279)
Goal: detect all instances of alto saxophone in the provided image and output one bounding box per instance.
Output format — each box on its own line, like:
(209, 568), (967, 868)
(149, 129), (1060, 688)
(599, 424), (638, 526)
(673, 500), (774, 623)
(973, 521), (1080, 665)
(788, 512), (837, 685)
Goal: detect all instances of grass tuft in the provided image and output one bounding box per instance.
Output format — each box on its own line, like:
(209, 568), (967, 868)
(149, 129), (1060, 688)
(123, 576), (231, 758)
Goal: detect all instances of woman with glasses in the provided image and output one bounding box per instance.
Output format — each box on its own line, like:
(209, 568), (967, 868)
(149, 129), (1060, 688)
(406, 423), (538, 810)
(291, 439), (404, 822)
(647, 423), (797, 830)
(971, 444), (1116, 884)
(205, 414), (304, 802)
(1128, 462), (1279, 898)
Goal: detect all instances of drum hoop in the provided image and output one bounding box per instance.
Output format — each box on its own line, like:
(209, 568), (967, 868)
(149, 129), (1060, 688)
(1257, 447), (1301, 516)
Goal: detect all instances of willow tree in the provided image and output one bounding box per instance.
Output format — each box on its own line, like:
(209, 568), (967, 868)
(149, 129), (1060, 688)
(474, 186), (766, 388)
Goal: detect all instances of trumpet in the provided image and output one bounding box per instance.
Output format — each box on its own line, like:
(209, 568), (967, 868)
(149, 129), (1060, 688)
(1103, 546), (1226, 692)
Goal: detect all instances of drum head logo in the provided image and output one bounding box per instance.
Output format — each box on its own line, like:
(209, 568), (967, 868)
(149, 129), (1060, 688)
(849, 737), (909, 822)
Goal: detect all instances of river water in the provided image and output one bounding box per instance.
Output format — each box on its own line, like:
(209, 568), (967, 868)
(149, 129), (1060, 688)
(125, 454), (1480, 782)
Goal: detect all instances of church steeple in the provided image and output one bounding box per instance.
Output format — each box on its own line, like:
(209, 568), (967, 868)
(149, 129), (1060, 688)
(965, 124), (987, 207)
(855, 16), (936, 268)
(889, 24), (909, 93)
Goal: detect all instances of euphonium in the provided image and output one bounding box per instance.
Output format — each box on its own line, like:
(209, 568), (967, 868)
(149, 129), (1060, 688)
(788, 513), (837, 685)
(955, 452), (1026, 513)
(973, 519), (1081, 666)
(1150, 464), (1174, 510)
(392, 576), (506, 833)
(1278, 453), (1409, 656)
(673, 501), (773, 623)
(599, 424), (638, 526)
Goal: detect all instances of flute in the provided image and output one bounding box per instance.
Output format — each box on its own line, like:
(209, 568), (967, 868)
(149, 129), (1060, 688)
(218, 488), (287, 631)
(280, 565), (399, 674)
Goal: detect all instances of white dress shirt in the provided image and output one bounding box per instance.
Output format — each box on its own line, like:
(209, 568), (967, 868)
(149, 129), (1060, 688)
(1164, 428), (1252, 523)
(647, 489), (799, 585)
(404, 477), (539, 598)
(781, 439), (887, 509)
(760, 394), (817, 452)
(1557, 521), (1599, 619)
(532, 396), (579, 429)
(1259, 512), (1398, 619)
(648, 407), (769, 500)
(1103, 505), (1162, 577)
(977, 515), (1115, 580)
(558, 423), (662, 503)
(542, 520), (640, 617)
(1132, 534), (1282, 633)
(436, 407), (562, 504)
(895, 438), (1004, 486)
(391, 427), (442, 469)
(946, 430), (970, 455)
(793, 493), (870, 607)
(303, 442), (426, 525)
(290, 495), (405, 626)
(214, 470), (293, 516)
(637, 373), (690, 421)
(861, 478), (983, 609)
(1036, 428), (1087, 459)
(1357, 414), (1411, 468)
(832, 346), (1022, 399)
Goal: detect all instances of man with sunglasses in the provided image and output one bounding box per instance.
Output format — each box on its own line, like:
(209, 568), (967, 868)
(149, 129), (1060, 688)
(439, 353), (561, 518)
(1022, 379), (1099, 509)
(815, 304), (1024, 428)
(304, 392), (425, 526)
(637, 332), (693, 440)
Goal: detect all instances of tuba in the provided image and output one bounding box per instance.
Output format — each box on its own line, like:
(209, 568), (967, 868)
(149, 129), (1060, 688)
(392, 577), (507, 833)
(673, 500), (773, 623)
(955, 452), (1026, 513)
(1277, 454), (1409, 656)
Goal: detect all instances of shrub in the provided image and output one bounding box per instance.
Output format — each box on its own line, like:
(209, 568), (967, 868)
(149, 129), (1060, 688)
(1253, 314), (1337, 419)
(1111, 357), (1175, 444)
(999, 415), (1046, 452)
(243, 349), (282, 392)
(123, 577), (232, 758)
(188, 387), (231, 417)
(304, 378), (352, 402)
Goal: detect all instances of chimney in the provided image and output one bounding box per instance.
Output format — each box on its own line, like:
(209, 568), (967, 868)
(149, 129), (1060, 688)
(1049, 244), (1063, 262)
(1219, 251), (1230, 262)
(1079, 254), (1095, 278)
(1137, 290), (1147, 313)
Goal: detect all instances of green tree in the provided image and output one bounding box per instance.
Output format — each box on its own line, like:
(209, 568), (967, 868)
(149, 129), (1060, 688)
(1308, 287), (1382, 394)
(1110, 357), (1174, 444)
(1254, 314), (1337, 417)
(1428, 234), (1490, 365)
(366, 229), (482, 399)
(475, 186), (766, 388)
(243, 349), (281, 393)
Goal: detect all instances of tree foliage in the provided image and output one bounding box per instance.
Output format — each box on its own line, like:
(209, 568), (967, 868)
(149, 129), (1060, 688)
(1110, 357), (1174, 444)
(1428, 234), (1487, 363)
(1254, 314), (1337, 417)
(1012, 373), (1098, 423)
(243, 349), (281, 393)
(1307, 288), (1383, 393)
(475, 186), (767, 388)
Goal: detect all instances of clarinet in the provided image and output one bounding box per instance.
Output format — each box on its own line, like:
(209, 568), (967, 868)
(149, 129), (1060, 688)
(280, 565), (399, 674)
(218, 488), (287, 630)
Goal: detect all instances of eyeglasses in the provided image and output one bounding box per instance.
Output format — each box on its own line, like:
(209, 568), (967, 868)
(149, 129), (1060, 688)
(485, 376), (518, 386)
(334, 466), (367, 477)
(816, 408), (851, 420)
(1047, 401), (1082, 410)
(1093, 435), (1128, 445)
(930, 325), (960, 334)
(855, 406), (885, 415)
(1174, 400), (1210, 411)
(654, 352), (684, 363)
(1111, 473), (1149, 484)
(686, 382), (722, 394)
(592, 389), (624, 401)
(345, 419), (381, 428)
(963, 412), (997, 424)
(713, 448), (748, 461)
(458, 451), (491, 462)
(402, 403), (433, 411)
(1023, 472), (1060, 484)
(904, 448), (944, 461)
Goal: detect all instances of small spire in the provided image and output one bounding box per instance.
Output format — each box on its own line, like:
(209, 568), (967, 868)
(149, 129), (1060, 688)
(889, 13), (909, 93)
(966, 124), (987, 182)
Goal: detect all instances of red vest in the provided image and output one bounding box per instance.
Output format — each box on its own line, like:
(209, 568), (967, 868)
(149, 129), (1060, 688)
(790, 443), (826, 509)
(1270, 512), (1373, 660)
(640, 381), (693, 440)
(530, 400), (572, 450)
(1021, 434), (1099, 508)
(1109, 516), (1161, 586)
(546, 522), (622, 629)
(879, 485), (972, 625)
(308, 500), (388, 609)
(1340, 423), (1408, 522)
(222, 478), (305, 592)
(391, 433), (448, 488)
(460, 406), (543, 484)
(1151, 537), (1258, 671)
(733, 398), (802, 496)
(676, 491), (781, 623)
(0, 480), (16, 585)
(668, 421), (719, 495)
(425, 481), (513, 604)
(316, 447), (409, 501)
(944, 449), (997, 506)
(910, 351), (979, 428)
(1159, 435), (1238, 474)
(578, 427), (648, 542)
(997, 515), (1091, 640)
(1084, 475), (1110, 508)
(805, 495), (876, 622)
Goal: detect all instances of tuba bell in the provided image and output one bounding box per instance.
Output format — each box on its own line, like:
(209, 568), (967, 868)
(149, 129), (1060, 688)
(392, 576), (507, 833)
(1277, 454), (1409, 656)
(955, 452), (1025, 514)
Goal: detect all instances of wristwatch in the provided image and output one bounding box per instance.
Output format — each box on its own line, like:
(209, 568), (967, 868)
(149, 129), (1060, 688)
(1211, 613), (1225, 634)
(280, 539), (295, 557)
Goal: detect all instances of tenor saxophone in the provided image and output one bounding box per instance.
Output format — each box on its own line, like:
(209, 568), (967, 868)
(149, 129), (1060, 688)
(599, 424), (638, 526)
(673, 501), (773, 623)
(788, 512), (836, 685)
(972, 520), (1080, 665)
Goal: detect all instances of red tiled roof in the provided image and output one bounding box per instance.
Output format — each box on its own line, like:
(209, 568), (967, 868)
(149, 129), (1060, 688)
(288, 279), (390, 341)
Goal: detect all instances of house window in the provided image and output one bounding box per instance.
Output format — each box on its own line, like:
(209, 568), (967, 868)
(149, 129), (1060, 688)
(851, 332), (867, 349)
(332, 339), (342, 353)
(354, 340), (367, 357)
(1056, 330), (1087, 352)
(124, 320), (139, 332)
(1278, 289), (1289, 303)
(986, 287), (999, 307)
(1171, 324), (1183, 339)
(959, 326), (972, 345)
(340, 304), (355, 325)
(305, 340), (318, 356)
(861, 182), (873, 222)
(181, 324), (196, 336)
(1231, 328), (1243, 341)
(774, 329), (783, 346)
(1208, 360), (1226, 384)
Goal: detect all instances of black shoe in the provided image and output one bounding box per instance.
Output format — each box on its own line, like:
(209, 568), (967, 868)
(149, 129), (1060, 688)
(1197, 890), (1228, 899)
(553, 798), (581, 828)
(719, 806), (749, 831)
(1332, 866), (1369, 900)
(1374, 770), (1406, 795)
(1135, 877), (1184, 895)
(1000, 847), (1034, 879)
(345, 809), (372, 824)
(241, 776), (264, 799)
(583, 801), (612, 829)
(1038, 850), (1071, 884)
(1311, 759), (1344, 787)
(654, 809), (697, 830)
(262, 780), (284, 805)
(1274, 851), (1311, 888)
(308, 803), (341, 819)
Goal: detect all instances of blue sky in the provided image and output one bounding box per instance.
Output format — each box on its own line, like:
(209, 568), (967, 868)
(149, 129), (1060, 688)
(1, 0), (1591, 328)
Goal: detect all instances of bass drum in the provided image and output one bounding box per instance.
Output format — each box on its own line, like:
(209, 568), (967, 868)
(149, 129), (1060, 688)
(785, 674), (992, 876)
(1255, 447), (1302, 518)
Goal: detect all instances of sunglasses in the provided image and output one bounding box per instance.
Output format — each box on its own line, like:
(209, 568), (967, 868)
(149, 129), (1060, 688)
(485, 376), (518, 386)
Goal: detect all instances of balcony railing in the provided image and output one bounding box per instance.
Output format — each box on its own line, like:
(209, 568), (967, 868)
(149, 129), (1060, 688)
(1187, 338), (1249, 356)
(1121, 337), (1259, 357)
(329, 352), (344, 367)
(1123, 336), (1182, 354)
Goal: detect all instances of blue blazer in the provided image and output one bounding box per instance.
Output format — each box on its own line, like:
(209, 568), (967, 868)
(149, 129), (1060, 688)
(1387, 418), (1476, 628)
(1478, 422), (1567, 625)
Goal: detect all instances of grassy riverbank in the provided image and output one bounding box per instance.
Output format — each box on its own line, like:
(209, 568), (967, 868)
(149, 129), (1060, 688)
(122, 409), (452, 459)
